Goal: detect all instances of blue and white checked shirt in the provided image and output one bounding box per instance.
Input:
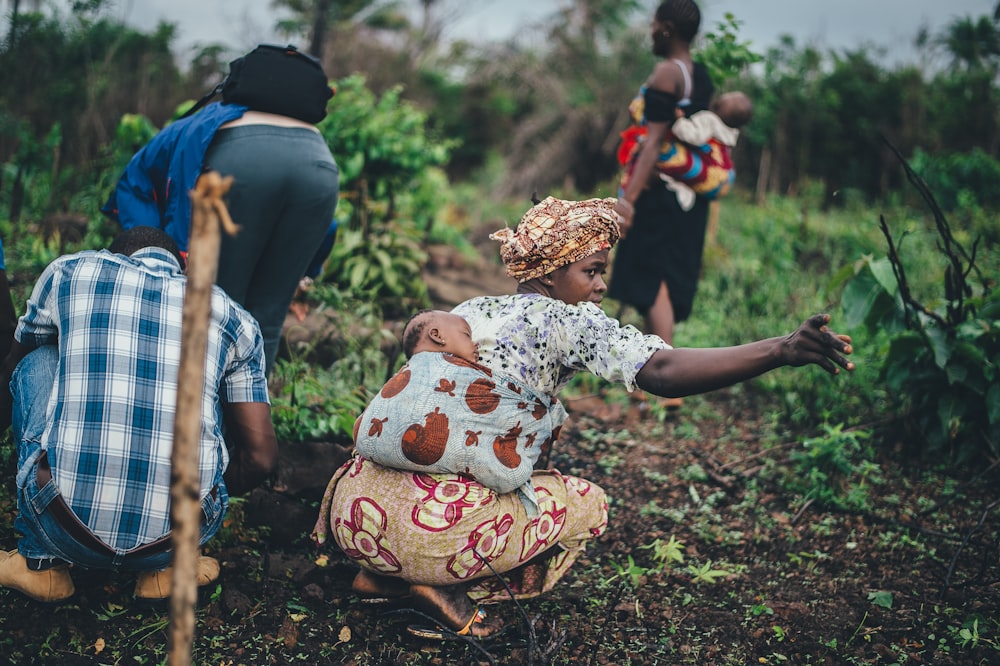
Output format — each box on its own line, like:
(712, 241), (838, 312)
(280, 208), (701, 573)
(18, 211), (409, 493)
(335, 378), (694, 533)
(16, 247), (269, 551)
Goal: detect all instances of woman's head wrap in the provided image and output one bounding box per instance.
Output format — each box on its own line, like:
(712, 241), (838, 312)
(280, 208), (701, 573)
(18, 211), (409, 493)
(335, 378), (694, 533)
(490, 196), (621, 283)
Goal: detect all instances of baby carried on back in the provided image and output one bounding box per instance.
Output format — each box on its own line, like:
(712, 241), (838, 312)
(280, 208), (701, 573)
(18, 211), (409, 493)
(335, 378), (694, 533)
(352, 310), (565, 514)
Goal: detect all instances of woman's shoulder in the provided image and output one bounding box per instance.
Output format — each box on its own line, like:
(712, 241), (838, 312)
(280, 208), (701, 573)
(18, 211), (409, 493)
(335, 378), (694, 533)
(455, 294), (611, 331)
(648, 59), (686, 94)
(454, 293), (542, 316)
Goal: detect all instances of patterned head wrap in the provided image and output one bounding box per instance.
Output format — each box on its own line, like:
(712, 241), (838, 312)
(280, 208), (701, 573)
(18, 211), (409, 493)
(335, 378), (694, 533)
(490, 196), (621, 283)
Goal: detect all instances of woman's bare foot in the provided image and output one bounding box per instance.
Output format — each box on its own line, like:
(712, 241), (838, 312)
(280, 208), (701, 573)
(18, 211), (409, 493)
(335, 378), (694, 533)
(351, 570), (410, 599)
(409, 583), (504, 638)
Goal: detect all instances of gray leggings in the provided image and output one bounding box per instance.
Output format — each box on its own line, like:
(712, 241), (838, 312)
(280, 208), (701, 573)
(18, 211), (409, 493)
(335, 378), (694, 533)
(205, 124), (339, 374)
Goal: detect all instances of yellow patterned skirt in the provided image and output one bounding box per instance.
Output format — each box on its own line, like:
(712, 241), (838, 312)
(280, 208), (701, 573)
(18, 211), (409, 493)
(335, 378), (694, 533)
(313, 456), (608, 602)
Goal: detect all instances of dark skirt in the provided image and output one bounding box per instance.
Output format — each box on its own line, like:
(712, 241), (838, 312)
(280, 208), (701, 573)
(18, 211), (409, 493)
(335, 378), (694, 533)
(607, 183), (709, 323)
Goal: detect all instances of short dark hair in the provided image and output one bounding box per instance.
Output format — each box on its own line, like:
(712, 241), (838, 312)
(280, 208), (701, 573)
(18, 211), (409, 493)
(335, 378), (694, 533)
(401, 309), (435, 358)
(656, 0), (701, 42)
(109, 226), (185, 268)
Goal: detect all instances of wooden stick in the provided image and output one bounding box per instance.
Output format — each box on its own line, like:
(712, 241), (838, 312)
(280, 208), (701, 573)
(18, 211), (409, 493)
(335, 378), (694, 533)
(168, 172), (237, 665)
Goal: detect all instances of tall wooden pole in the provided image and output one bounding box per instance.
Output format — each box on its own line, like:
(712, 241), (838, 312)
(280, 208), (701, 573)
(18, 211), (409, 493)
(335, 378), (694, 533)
(168, 172), (237, 665)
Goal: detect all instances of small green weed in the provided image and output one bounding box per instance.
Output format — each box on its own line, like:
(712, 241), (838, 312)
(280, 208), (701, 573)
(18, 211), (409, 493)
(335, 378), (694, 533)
(781, 423), (880, 511)
(953, 615), (1000, 651)
(609, 554), (649, 588)
(596, 452), (624, 473)
(686, 560), (738, 585)
(645, 534), (686, 570)
(609, 535), (687, 588)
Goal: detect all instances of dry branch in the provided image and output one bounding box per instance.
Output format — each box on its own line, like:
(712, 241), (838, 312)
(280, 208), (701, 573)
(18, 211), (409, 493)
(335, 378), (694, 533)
(168, 171), (237, 665)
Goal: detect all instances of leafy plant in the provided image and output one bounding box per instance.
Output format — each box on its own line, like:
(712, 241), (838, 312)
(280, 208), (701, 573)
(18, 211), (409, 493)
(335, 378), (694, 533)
(609, 554), (649, 588)
(321, 226), (430, 319)
(782, 423), (880, 511)
(686, 560), (736, 585)
(697, 13), (764, 86)
(269, 295), (395, 442)
(840, 142), (999, 464)
(954, 615), (1000, 651)
(319, 74), (457, 236)
(868, 590), (893, 609)
(644, 535), (686, 571)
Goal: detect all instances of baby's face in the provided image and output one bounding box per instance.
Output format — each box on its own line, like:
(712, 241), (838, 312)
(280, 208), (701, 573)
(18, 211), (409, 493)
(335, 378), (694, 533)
(437, 313), (479, 363)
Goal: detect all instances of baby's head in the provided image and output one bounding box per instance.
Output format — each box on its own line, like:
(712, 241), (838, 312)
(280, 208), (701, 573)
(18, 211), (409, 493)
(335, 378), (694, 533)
(402, 309), (479, 362)
(711, 91), (753, 129)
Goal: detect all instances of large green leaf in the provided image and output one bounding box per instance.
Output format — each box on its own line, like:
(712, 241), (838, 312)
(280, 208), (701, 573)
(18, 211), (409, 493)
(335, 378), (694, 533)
(869, 257), (900, 295)
(882, 332), (929, 391)
(924, 324), (954, 369)
(841, 261), (905, 333)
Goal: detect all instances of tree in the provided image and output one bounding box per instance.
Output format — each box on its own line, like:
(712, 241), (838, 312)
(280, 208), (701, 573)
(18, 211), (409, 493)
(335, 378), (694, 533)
(468, 0), (645, 197)
(270, 0), (406, 60)
(938, 14), (1000, 71)
(0, 4), (186, 219)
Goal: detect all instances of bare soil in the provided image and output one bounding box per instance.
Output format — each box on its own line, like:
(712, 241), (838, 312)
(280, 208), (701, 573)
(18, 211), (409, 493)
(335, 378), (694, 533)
(0, 245), (997, 665)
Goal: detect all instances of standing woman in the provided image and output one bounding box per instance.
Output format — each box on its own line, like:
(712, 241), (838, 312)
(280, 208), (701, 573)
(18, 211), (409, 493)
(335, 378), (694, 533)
(610, 1), (712, 375)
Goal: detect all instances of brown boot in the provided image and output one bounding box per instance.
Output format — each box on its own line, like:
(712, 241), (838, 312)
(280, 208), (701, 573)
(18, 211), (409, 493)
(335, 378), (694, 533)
(0, 549), (75, 602)
(133, 556), (220, 600)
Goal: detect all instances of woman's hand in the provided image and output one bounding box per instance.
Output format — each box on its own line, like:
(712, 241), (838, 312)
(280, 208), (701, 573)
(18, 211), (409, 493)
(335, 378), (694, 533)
(780, 313), (855, 375)
(613, 198), (634, 237)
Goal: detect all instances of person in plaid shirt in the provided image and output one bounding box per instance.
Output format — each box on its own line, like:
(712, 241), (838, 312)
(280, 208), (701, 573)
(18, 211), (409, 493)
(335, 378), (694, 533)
(0, 227), (277, 602)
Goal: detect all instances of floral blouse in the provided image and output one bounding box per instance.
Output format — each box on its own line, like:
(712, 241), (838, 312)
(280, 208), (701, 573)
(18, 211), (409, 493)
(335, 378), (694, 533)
(452, 293), (669, 396)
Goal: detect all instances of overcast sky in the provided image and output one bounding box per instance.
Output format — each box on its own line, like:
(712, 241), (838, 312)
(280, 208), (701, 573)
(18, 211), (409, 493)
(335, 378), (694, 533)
(119, 0), (996, 65)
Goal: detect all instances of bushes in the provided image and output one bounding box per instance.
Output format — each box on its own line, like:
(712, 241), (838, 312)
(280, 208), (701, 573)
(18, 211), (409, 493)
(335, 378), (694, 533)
(841, 148), (999, 464)
(911, 148), (1000, 213)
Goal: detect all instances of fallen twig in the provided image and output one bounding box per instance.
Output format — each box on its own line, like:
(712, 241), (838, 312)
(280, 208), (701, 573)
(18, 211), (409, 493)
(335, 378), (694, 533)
(791, 498), (815, 525)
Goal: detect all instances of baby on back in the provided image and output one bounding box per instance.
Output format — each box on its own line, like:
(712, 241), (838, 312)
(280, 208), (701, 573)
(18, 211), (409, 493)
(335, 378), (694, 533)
(352, 310), (563, 510)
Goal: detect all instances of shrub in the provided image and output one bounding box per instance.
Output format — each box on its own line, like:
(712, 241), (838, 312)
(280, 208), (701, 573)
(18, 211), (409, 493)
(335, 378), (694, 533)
(911, 147), (1000, 212)
(841, 144), (999, 464)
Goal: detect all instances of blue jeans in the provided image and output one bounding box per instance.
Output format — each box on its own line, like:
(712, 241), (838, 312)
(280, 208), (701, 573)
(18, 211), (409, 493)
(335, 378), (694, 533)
(11, 346), (227, 571)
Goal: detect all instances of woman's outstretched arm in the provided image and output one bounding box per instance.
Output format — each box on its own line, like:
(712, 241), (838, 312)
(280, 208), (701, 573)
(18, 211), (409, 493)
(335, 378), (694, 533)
(635, 313), (854, 398)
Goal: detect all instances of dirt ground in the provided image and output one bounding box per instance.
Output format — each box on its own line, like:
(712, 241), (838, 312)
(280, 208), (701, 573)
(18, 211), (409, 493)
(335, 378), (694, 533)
(0, 246), (997, 665)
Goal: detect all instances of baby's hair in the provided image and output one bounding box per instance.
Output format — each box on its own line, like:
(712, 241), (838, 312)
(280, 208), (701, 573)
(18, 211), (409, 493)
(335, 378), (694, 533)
(714, 91), (753, 128)
(656, 0), (701, 42)
(401, 309), (435, 358)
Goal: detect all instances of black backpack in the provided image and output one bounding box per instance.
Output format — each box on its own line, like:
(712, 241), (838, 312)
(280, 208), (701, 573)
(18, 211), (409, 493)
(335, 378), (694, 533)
(184, 44), (334, 124)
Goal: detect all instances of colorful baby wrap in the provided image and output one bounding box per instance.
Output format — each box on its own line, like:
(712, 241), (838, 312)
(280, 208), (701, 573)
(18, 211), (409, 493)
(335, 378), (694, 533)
(620, 128), (734, 200)
(619, 86), (734, 200)
(353, 352), (566, 514)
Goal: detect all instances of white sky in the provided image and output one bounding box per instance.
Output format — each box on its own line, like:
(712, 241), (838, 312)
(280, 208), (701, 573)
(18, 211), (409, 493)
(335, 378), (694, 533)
(117, 0), (996, 65)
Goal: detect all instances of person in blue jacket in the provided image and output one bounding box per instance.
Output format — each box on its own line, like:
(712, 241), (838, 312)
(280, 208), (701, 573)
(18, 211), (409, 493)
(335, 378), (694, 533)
(103, 94), (339, 376)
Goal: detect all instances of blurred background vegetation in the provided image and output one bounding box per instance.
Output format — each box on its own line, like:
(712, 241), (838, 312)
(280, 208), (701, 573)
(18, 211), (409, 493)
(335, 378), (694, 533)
(0, 0), (997, 467)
